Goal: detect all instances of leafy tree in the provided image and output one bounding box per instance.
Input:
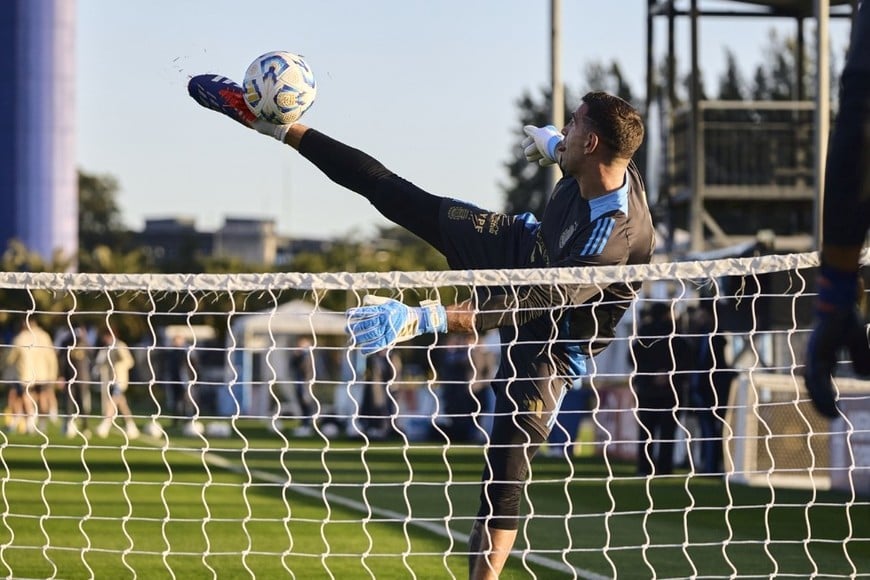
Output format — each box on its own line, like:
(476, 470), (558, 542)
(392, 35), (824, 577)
(718, 50), (746, 100)
(0, 240), (74, 328)
(501, 88), (558, 217)
(78, 170), (130, 254)
(288, 227), (449, 312)
(753, 29), (800, 100)
(750, 66), (771, 101)
(585, 61), (635, 103)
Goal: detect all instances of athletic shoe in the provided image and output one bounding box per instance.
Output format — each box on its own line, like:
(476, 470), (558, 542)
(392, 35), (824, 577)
(182, 420), (204, 437)
(125, 423), (140, 439)
(145, 422), (165, 438)
(96, 419), (111, 439)
(188, 75), (257, 128)
(293, 424), (313, 437)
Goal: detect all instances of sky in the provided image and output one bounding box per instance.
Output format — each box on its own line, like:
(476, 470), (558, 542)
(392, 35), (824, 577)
(76, 0), (852, 241)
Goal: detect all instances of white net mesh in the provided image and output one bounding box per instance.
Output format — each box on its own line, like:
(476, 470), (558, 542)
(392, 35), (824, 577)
(0, 252), (867, 579)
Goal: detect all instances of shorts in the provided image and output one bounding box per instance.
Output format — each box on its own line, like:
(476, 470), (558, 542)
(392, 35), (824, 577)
(15, 383), (45, 395)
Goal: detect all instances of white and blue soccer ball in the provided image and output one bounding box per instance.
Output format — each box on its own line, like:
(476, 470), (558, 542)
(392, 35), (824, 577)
(242, 51), (316, 125)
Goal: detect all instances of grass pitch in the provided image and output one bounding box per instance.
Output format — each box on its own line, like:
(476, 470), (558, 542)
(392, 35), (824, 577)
(0, 422), (865, 579)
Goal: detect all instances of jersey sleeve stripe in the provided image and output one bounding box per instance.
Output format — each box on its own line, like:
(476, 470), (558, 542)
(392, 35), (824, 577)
(580, 217), (615, 256)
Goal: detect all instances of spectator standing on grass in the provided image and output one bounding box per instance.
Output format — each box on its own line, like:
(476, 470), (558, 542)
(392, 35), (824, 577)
(435, 333), (479, 443)
(95, 328), (139, 439)
(57, 325), (94, 438)
(358, 348), (401, 439)
(163, 334), (194, 427)
(688, 303), (737, 475)
(629, 302), (691, 476)
(284, 335), (317, 437)
(7, 318), (59, 433)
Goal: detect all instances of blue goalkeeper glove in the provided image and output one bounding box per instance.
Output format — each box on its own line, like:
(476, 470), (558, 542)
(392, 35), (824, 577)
(187, 74), (294, 142)
(804, 264), (870, 418)
(346, 296), (447, 356)
(522, 124), (563, 167)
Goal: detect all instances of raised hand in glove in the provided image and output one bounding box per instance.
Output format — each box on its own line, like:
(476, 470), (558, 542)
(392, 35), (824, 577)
(346, 296), (447, 356)
(522, 124), (563, 167)
(187, 74), (295, 142)
(804, 265), (870, 418)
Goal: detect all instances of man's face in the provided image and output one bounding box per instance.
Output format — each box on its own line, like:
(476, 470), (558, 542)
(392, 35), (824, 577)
(557, 103), (594, 174)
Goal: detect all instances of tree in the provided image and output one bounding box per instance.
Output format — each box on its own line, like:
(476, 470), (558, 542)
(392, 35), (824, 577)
(501, 89), (559, 217)
(78, 169), (129, 254)
(748, 27), (842, 102)
(753, 29), (799, 100)
(585, 61), (635, 103)
(718, 50), (746, 100)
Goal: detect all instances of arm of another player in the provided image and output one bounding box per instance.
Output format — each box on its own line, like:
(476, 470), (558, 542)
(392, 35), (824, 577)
(803, 1), (870, 418)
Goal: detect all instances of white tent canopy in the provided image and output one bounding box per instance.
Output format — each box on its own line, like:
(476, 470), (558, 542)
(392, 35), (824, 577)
(223, 299), (349, 416)
(231, 299), (347, 349)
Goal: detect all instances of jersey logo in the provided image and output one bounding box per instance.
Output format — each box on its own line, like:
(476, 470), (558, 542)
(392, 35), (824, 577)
(447, 206), (470, 220)
(559, 222), (577, 249)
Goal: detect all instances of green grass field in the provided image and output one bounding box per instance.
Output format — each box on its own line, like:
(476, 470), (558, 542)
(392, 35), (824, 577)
(0, 422), (866, 579)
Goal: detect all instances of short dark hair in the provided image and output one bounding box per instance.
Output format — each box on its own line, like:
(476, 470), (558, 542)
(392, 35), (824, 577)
(581, 91), (644, 160)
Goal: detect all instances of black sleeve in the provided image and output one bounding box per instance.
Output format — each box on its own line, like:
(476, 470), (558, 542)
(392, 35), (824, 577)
(472, 286), (573, 331)
(297, 129), (445, 248)
(297, 129), (394, 198)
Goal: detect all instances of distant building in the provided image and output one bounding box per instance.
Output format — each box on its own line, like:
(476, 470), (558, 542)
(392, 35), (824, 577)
(136, 218), (213, 267)
(0, 0), (77, 263)
(277, 237), (334, 265)
(215, 218), (278, 265)
(134, 216), (331, 268)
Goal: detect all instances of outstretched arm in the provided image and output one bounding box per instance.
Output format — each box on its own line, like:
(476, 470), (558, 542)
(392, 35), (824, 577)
(804, 3), (870, 418)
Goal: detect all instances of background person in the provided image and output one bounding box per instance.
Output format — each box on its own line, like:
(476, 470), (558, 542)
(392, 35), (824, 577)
(57, 325), (93, 438)
(688, 303), (737, 475)
(629, 302), (691, 476)
(7, 318), (58, 433)
(285, 336), (317, 437)
(434, 333), (479, 443)
(95, 328), (139, 439)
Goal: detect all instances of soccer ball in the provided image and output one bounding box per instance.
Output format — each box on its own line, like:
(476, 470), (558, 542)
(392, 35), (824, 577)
(242, 51), (316, 124)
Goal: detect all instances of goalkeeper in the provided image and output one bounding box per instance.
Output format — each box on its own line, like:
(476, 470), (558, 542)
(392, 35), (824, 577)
(804, 0), (870, 419)
(190, 77), (654, 579)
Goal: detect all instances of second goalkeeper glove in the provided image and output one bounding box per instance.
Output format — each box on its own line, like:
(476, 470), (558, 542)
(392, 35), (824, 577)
(346, 296), (447, 356)
(187, 74), (294, 142)
(804, 265), (870, 418)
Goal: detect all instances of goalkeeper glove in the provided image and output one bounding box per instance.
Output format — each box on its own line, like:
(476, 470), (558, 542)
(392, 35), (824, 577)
(804, 264), (870, 418)
(346, 296), (447, 356)
(522, 125), (563, 167)
(187, 74), (294, 142)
